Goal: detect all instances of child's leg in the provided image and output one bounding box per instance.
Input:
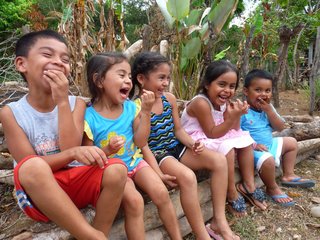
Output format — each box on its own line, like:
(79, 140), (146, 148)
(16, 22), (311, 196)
(92, 163), (127, 235)
(161, 157), (211, 240)
(281, 137), (298, 180)
(18, 157), (107, 240)
(225, 149), (247, 217)
(134, 166), (182, 240)
(259, 157), (293, 204)
(237, 146), (267, 210)
(181, 149), (240, 240)
(121, 178), (145, 240)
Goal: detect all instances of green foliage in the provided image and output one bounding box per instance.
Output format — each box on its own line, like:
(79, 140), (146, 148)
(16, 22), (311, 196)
(303, 79), (320, 110)
(167, 0), (190, 20)
(156, 0), (239, 99)
(0, 0), (34, 33)
(123, 0), (150, 43)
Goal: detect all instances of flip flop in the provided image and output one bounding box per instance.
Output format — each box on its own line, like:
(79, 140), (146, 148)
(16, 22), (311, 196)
(205, 223), (223, 240)
(281, 177), (315, 188)
(269, 194), (295, 207)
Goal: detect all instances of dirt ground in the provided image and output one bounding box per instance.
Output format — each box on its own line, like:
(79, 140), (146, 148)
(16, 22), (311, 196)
(0, 89), (319, 239)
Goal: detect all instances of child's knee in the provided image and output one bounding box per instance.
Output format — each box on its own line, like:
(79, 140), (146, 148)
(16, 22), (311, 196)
(260, 157), (275, 171)
(102, 163), (127, 187)
(284, 137), (298, 150)
(177, 168), (197, 187)
(123, 191), (144, 215)
(151, 184), (171, 206)
(18, 157), (51, 187)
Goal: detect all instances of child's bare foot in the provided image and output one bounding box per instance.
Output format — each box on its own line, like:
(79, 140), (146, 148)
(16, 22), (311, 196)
(266, 186), (295, 207)
(236, 183), (268, 211)
(207, 221), (241, 240)
(226, 193), (247, 217)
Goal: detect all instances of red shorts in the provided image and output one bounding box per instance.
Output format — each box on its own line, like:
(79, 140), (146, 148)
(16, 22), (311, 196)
(14, 155), (126, 222)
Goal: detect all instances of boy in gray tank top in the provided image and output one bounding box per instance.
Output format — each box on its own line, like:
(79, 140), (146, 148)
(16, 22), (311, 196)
(0, 30), (127, 239)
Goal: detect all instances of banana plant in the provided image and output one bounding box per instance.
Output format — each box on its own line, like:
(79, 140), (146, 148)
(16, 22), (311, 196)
(156, 0), (239, 100)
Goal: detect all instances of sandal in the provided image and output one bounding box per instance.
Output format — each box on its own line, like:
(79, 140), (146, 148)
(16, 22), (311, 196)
(227, 194), (246, 213)
(236, 183), (267, 209)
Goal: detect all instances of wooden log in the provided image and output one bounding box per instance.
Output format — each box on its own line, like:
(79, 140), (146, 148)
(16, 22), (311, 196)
(282, 115), (314, 123)
(1, 138), (320, 239)
(275, 119), (320, 141)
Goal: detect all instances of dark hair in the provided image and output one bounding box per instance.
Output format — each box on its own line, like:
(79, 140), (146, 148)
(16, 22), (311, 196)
(86, 52), (128, 104)
(15, 29), (67, 58)
(197, 60), (239, 95)
(15, 29), (68, 82)
(244, 69), (273, 88)
(130, 51), (170, 98)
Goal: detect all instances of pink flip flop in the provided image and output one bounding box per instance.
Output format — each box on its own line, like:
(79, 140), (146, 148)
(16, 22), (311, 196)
(205, 223), (223, 240)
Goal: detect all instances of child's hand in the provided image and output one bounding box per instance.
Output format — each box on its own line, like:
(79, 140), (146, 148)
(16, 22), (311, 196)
(254, 144), (268, 152)
(257, 97), (272, 112)
(192, 140), (204, 154)
(161, 174), (178, 188)
(236, 99), (249, 114)
(73, 146), (108, 168)
(43, 70), (69, 105)
(140, 89), (155, 113)
(107, 136), (125, 155)
(225, 99), (244, 119)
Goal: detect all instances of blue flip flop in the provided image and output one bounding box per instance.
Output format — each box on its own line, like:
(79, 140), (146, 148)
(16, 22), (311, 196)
(270, 194), (295, 207)
(281, 177), (316, 188)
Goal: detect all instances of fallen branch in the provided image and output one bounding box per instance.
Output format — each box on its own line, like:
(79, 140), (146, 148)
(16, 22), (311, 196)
(275, 118), (320, 141)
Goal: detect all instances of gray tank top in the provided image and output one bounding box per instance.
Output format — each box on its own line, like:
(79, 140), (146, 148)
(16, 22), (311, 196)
(8, 95), (79, 167)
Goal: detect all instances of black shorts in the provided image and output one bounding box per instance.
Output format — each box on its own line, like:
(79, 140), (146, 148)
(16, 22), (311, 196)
(153, 143), (187, 166)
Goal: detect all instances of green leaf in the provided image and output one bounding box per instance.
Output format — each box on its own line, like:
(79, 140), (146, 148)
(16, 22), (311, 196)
(182, 37), (201, 59)
(167, 0), (190, 21)
(156, 0), (175, 27)
(214, 46), (231, 60)
(253, 13), (263, 35)
(185, 9), (202, 26)
(207, 0), (238, 34)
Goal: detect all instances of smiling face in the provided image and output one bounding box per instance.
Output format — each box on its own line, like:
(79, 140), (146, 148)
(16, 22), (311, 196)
(139, 63), (171, 98)
(15, 38), (70, 93)
(99, 60), (132, 105)
(244, 78), (272, 110)
(206, 71), (237, 110)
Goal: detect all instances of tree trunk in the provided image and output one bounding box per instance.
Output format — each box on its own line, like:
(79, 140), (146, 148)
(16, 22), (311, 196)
(309, 27), (320, 114)
(293, 26), (305, 84)
(240, 25), (255, 80)
(273, 24), (305, 107)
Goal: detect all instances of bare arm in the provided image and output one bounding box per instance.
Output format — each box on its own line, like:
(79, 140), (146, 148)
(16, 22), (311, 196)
(59, 97), (87, 150)
(1, 105), (107, 171)
(133, 90), (155, 148)
(259, 99), (285, 131)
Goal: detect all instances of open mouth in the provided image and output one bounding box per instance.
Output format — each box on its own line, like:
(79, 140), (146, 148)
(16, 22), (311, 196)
(119, 87), (130, 98)
(218, 95), (229, 103)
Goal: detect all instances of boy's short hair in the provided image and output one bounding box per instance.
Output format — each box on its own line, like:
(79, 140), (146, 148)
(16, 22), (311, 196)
(244, 69), (274, 88)
(15, 29), (67, 58)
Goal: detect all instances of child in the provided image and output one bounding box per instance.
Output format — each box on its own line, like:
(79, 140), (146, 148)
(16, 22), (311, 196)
(240, 69), (315, 206)
(0, 30), (128, 240)
(131, 52), (240, 240)
(82, 52), (182, 239)
(180, 60), (267, 217)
